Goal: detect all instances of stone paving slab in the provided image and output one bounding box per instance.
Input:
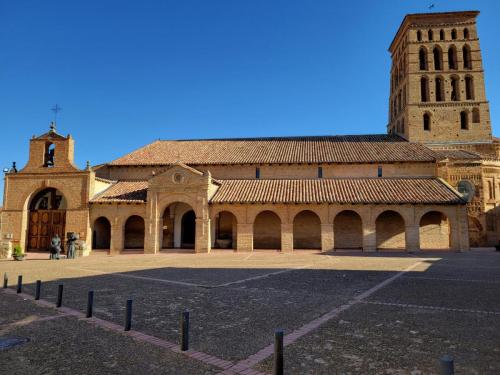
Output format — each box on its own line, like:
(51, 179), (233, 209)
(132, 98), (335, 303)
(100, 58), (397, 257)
(12, 267), (395, 361)
(255, 302), (500, 374)
(368, 278), (500, 312)
(0, 314), (219, 375)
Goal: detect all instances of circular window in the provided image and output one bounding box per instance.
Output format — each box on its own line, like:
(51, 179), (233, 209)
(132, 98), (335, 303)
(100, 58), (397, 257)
(457, 180), (475, 202)
(172, 173), (184, 184)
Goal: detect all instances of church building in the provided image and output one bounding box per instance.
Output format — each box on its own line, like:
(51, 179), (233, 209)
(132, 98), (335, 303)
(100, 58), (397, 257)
(1, 11), (499, 256)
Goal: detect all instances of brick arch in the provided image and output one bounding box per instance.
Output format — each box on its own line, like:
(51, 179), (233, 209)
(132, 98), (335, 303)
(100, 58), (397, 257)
(22, 183), (79, 211)
(248, 207), (287, 225)
(253, 210), (281, 250)
(212, 210), (238, 250)
(123, 214), (145, 250)
(210, 206), (245, 225)
(293, 210), (321, 250)
(92, 216), (111, 250)
(418, 210), (451, 250)
(333, 210), (363, 250)
(158, 196), (201, 219)
(375, 210), (406, 250)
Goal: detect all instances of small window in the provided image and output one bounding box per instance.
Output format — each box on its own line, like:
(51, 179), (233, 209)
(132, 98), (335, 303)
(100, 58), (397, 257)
(318, 166), (323, 178)
(460, 111), (469, 130)
(465, 76), (474, 100)
(435, 77), (444, 102)
(450, 77), (460, 101)
(255, 167), (260, 179)
(428, 29), (433, 41)
(423, 113), (431, 131)
(420, 76), (429, 102)
(451, 29), (457, 40)
(433, 47), (442, 70)
(44, 142), (55, 167)
(377, 166), (383, 178)
(439, 29), (445, 40)
(448, 47), (457, 69)
(463, 45), (472, 69)
(417, 30), (422, 41)
(472, 108), (480, 123)
(463, 28), (470, 39)
(419, 48), (427, 70)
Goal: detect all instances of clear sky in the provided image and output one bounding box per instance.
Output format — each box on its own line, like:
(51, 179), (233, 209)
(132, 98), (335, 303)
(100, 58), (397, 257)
(1, 0), (499, 202)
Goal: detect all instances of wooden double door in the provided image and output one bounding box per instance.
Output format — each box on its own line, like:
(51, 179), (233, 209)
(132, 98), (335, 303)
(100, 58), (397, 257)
(28, 210), (66, 251)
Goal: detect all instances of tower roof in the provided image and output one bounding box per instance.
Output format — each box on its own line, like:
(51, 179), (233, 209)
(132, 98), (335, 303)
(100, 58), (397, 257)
(389, 10), (479, 52)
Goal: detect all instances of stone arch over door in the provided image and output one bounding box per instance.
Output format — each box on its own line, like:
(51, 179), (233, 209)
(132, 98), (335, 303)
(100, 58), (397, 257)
(419, 211), (451, 250)
(213, 211), (237, 250)
(375, 210), (406, 250)
(162, 202), (197, 249)
(27, 187), (67, 252)
(92, 216), (111, 250)
(253, 210), (281, 250)
(333, 210), (362, 250)
(293, 210), (321, 249)
(124, 215), (145, 249)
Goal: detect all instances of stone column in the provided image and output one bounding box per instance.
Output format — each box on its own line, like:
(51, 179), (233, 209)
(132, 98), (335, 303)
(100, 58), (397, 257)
(362, 220), (376, 252)
(281, 223), (293, 252)
(450, 207), (469, 252)
(195, 218), (211, 253)
(144, 217), (160, 254)
(110, 219), (123, 255)
(236, 223), (253, 252)
(321, 224), (334, 252)
(405, 224), (420, 252)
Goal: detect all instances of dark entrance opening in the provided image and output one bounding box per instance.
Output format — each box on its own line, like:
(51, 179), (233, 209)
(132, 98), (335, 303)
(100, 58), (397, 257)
(27, 188), (67, 252)
(181, 210), (196, 248)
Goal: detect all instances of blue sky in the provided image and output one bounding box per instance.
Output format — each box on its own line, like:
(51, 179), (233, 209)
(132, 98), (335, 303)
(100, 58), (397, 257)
(1, 0), (499, 201)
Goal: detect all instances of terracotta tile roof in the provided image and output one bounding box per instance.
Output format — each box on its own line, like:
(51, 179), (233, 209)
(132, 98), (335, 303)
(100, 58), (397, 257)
(210, 178), (463, 205)
(108, 135), (438, 166)
(91, 181), (148, 203)
(435, 150), (482, 160)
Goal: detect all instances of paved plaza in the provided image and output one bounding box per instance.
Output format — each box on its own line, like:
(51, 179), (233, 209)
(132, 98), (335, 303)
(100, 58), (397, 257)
(1, 249), (499, 374)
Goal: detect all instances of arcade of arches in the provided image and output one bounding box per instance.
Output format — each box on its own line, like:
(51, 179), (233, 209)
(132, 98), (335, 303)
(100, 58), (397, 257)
(87, 205), (458, 253)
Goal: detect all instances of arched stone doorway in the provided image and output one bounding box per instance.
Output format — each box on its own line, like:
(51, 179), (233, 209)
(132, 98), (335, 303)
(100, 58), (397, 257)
(27, 188), (67, 251)
(293, 210), (321, 249)
(253, 211), (281, 250)
(162, 202), (196, 249)
(93, 217), (111, 250)
(214, 211), (237, 249)
(124, 215), (145, 249)
(375, 211), (406, 250)
(420, 211), (451, 250)
(334, 210), (362, 250)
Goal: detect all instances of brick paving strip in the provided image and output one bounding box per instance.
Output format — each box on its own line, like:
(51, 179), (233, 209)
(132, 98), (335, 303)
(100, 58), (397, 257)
(402, 275), (500, 284)
(217, 261), (424, 375)
(0, 288), (269, 375)
(361, 300), (500, 315)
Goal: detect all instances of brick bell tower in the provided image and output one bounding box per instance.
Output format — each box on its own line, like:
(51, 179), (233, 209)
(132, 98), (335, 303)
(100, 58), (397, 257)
(387, 11), (493, 148)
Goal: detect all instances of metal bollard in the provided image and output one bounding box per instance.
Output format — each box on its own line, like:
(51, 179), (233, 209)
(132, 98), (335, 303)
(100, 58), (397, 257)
(17, 275), (22, 293)
(56, 284), (64, 307)
(181, 310), (190, 351)
(35, 280), (42, 300)
(124, 299), (132, 331)
(440, 355), (454, 375)
(274, 329), (284, 375)
(86, 291), (94, 318)
(3, 273), (8, 288)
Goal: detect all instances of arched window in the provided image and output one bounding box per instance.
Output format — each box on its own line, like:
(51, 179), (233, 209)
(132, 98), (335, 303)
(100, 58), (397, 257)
(435, 77), (444, 101)
(448, 46), (457, 69)
(439, 29), (445, 40)
(463, 28), (470, 39)
(465, 76), (474, 100)
(433, 46), (442, 70)
(451, 28), (457, 40)
(423, 113), (431, 131)
(417, 30), (422, 41)
(463, 45), (472, 69)
(428, 29), (433, 41)
(419, 48), (428, 70)
(44, 142), (55, 167)
(450, 76), (460, 101)
(460, 111), (469, 130)
(420, 76), (429, 102)
(472, 107), (480, 123)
